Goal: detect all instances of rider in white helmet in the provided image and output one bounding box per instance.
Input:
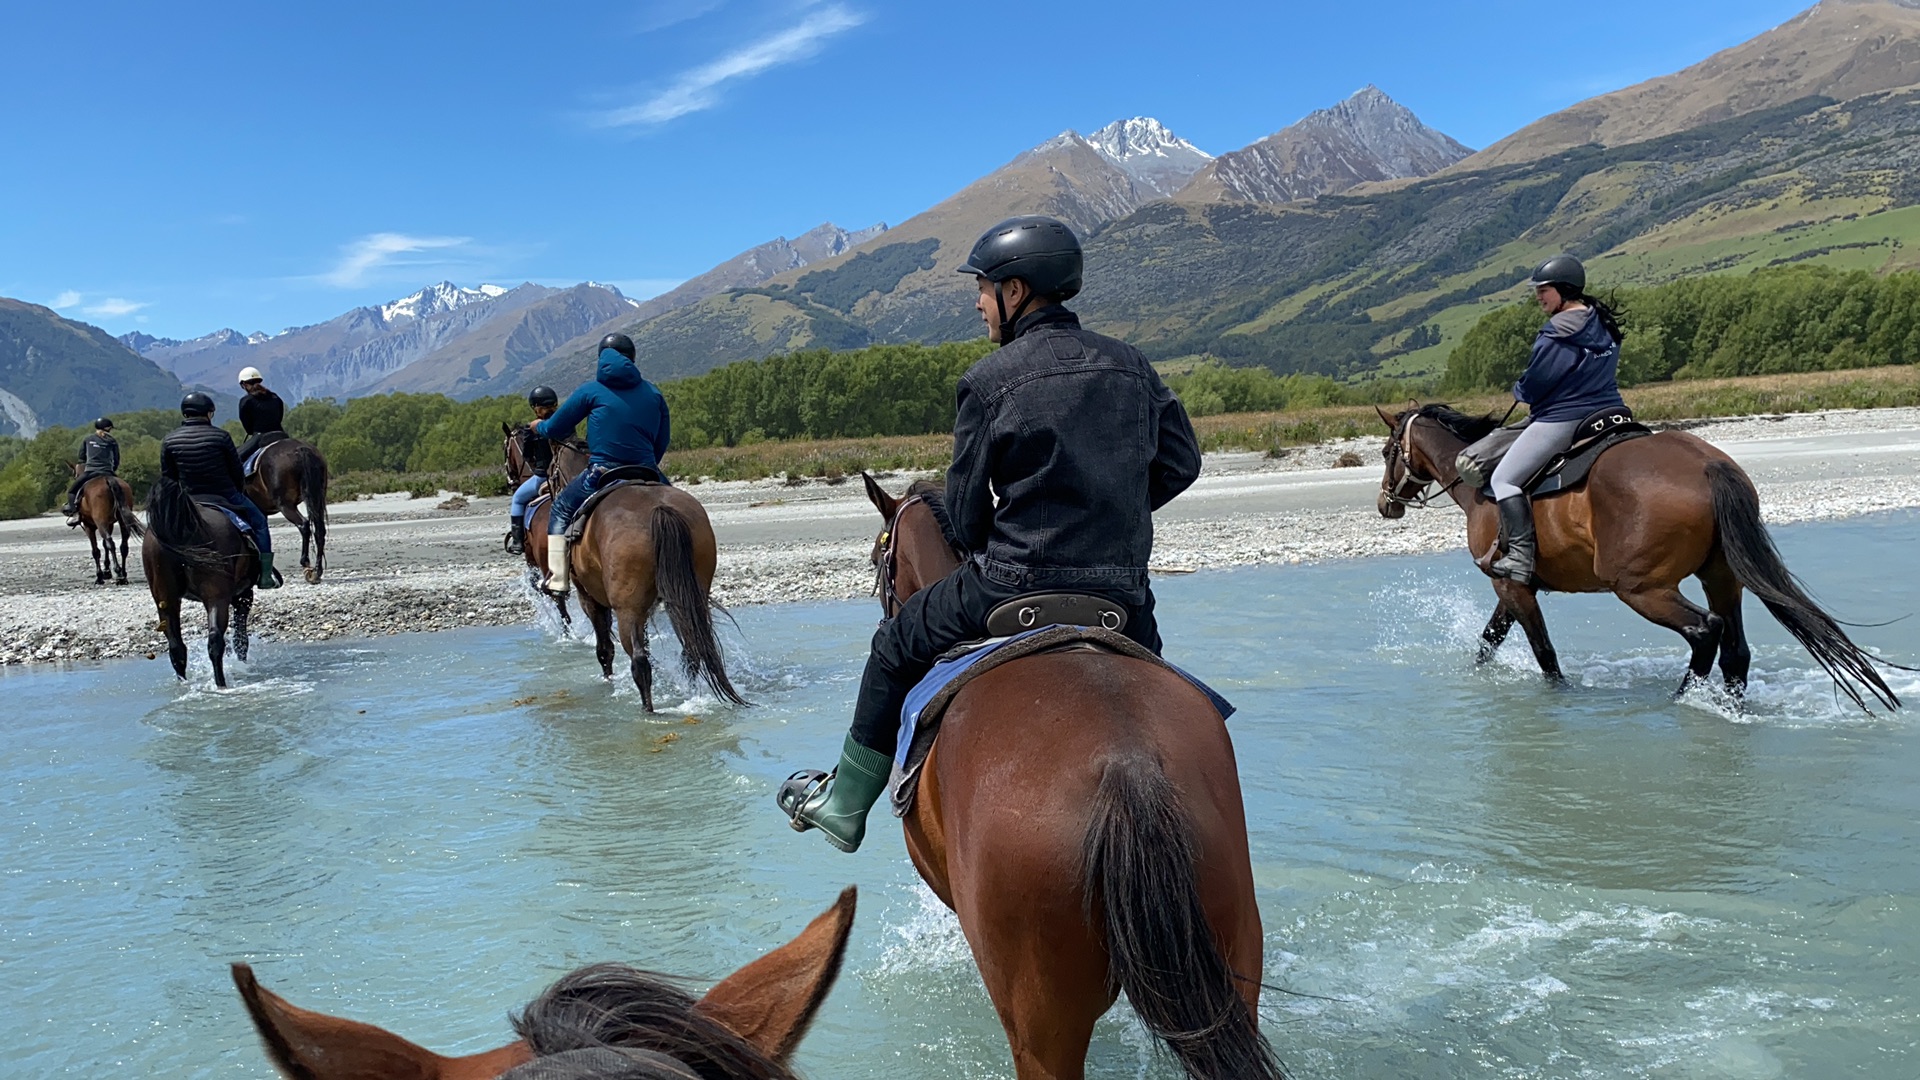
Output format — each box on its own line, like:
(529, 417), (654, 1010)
(236, 366), (288, 464)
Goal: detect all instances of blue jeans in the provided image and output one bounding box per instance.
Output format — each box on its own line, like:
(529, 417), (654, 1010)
(548, 467), (603, 536)
(221, 491), (273, 554)
(509, 475), (545, 520)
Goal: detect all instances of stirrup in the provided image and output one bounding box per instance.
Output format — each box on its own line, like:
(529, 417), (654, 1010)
(777, 768), (833, 832)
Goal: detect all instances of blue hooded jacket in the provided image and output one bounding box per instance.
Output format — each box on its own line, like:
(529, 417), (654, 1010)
(1514, 306), (1627, 423)
(536, 349), (671, 469)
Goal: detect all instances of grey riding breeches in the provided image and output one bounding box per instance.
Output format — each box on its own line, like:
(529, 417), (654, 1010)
(1489, 418), (1584, 500)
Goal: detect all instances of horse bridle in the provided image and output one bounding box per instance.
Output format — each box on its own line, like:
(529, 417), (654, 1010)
(1380, 414), (1460, 511)
(872, 494), (930, 620)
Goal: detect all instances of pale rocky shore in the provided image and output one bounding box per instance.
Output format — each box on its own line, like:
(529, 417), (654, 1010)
(3, 407), (1918, 667)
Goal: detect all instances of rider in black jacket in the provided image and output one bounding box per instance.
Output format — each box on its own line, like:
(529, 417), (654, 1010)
(61, 417), (121, 524)
(236, 366), (288, 463)
(778, 216), (1202, 852)
(162, 392), (279, 589)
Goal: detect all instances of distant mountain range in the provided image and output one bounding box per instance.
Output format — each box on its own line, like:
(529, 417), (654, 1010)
(1, 299), (182, 437)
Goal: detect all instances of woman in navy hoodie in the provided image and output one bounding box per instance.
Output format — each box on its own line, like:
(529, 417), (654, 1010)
(1488, 254), (1627, 583)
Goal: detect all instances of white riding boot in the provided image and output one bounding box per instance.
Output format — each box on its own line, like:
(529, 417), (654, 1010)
(547, 535), (571, 595)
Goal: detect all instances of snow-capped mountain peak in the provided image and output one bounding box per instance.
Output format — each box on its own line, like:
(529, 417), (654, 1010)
(1084, 117), (1213, 197)
(379, 281), (506, 323)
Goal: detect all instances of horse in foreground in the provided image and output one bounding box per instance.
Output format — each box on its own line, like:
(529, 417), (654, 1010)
(232, 887), (855, 1080)
(863, 476), (1283, 1080)
(142, 476), (258, 687)
(244, 437), (330, 583)
(1377, 404), (1903, 708)
(543, 441), (744, 712)
(68, 463), (142, 585)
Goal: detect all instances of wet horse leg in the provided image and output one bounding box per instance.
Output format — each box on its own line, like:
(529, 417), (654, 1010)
(232, 592), (253, 662)
(578, 593), (615, 679)
(159, 597), (189, 680)
(207, 600), (231, 688)
(1477, 606), (1516, 664)
(1493, 580), (1564, 682)
(1615, 582), (1724, 696)
(1697, 559), (1750, 699)
(619, 604), (656, 712)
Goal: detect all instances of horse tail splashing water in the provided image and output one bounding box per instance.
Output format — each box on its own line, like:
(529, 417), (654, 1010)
(651, 504), (746, 705)
(1707, 461), (1903, 710)
(1082, 757), (1287, 1080)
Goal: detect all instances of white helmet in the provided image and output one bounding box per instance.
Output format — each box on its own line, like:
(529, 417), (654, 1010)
(238, 366), (264, 384)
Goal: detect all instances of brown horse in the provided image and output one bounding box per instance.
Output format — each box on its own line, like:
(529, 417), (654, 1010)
(1376, 403), (1902, 707)
(68, 464), (142, 585)
(231, 887), (855, 1080)
(141, 476), (258, 688)
(863, 475), (1283, 1080)
(502, 422), (575, 627)
(244, 437), (329, 583)
(541, 442), (745, 712)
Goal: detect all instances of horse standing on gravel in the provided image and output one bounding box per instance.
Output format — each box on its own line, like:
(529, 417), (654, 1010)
(1377, 403), (1906, 707)
(142, 476), (259, 688)
(244, 438), (329, 584)
(68, 463), (142, 585)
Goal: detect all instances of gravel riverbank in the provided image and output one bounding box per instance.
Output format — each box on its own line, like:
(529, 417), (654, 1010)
(4, 407), (1918, 667)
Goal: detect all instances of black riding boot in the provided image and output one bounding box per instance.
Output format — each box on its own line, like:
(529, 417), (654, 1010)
(1490, 495), (1537, 583)
(506, 516), (526, 555)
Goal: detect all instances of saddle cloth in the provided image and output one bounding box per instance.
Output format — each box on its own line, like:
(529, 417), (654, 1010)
(243, 431), (290, 477)
(887, 625), (1235, 818)
(561, 465), (667, 543)
(242, 448), (266, 478)
(1460, 406), (1652, 499)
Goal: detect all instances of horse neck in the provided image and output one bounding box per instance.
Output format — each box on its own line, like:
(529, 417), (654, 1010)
(552, 445), (588, 486)
(1412, 425), (1482, 512)
(895, 503), (960, 605)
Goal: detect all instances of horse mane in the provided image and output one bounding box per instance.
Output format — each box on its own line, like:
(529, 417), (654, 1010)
(511, 964), (796, 1080)
(1414, 403), (1501, 443)
(904, 479), (943, 499)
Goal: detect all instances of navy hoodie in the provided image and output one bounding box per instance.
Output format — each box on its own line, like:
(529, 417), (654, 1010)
(1514, 306), (1627, 423)
(536, 349), (671, 469)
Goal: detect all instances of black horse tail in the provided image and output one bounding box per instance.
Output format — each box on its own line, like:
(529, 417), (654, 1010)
(112, 478), (145, 538)
(1709, 460), (1902, 710)
(300, 444), (328, 561)
(651, 505), (747, 705)
(1081, 757), (1286, 1080)
(144, 476), (225, 573)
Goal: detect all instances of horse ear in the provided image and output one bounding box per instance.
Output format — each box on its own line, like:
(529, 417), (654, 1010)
(694, 886), (856, 1063)
(230, 963), (529, 1080)
(502, 421), (512, 437)
(861, 473), (898, 521)
(1375, 405), (1396, 431)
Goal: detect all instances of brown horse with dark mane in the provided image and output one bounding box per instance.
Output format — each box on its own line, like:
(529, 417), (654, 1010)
(244, 437), (330, 583)
(503, 422), (575, 628)
(1377, 403), (1904, 708)
(230, 887), (855, 1080)
(68, 463), (142, 585)
(142, 476), (259, 688)
(535, 437), (744, 712)
(863, 475), (1283, 1080)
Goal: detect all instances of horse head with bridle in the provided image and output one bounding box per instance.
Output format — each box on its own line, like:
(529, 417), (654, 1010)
(861, 473), (1286, 1080)
(243, 437), (329, 583)
(1376, 402), (1904, 708)
(141, 476), (261, 688)
(68, 464), (142, 585)
(232, 887), (855, 1080)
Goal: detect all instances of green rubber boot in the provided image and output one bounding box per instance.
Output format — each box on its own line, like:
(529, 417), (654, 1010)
(256, 552), (281, 590)
(778, 735), (894, 853)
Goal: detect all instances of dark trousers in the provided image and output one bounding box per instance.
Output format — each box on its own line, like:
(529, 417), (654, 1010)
(847, 561), (1162, 757)
(65, 470), (110, 505)
(237, 431), (287, 464)
(548, 466), (603, 535)
(211, 491), (273, 555)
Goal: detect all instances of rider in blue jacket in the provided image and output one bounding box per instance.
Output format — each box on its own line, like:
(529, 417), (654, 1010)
(533, 333), (670, 594)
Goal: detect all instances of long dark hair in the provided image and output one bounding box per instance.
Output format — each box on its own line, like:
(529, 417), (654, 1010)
(1573, 289), (1626, 345)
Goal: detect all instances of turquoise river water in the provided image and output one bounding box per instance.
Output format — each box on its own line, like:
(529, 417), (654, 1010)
(5, 511), (1919, 1079)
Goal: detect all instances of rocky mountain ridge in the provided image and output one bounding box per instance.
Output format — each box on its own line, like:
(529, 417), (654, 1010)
(2, 298), (184, 436)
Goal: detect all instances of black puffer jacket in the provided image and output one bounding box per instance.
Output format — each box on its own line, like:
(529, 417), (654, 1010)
(161, 418), (246, 500)
(239, 389), (286, 436)
(79, 433), (119, 474)
(945, 305), (1201, 599)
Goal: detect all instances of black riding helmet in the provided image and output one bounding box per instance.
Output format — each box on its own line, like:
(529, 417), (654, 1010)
(180, 392), (215, 418)
(958, 216), (1083, 340)
(94, 417), (114, 431)
(599, 332), (636, 361)
(1528, 254), (1586, 296)
(528, 385), (559, 409)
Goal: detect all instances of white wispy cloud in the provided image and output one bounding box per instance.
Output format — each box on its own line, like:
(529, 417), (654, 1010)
(598, 3), (866, 128)
(324, 232), (470, 288)
(82, 298), (148, 317)
(634, 0), (727, 33)
(52, 290), (81, 309)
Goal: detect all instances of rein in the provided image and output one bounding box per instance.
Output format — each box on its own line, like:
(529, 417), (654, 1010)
(873, 494), (930, 620)
(1381, 415), (1462, 511)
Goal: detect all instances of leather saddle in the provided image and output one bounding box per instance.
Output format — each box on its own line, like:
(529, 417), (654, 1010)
(984, 592), (1128, 638)
(561, 465), (668, 542)
(1465, 406), (1653, 499)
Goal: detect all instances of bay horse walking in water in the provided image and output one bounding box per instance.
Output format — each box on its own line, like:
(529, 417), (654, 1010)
(864, 476), (1283, 1080)
(1377, 404), (1903, 708)
(503, 422), (575, 627)
(244, 438), (330, 583)
(230, 887), (855, 1080)
(543, 441), (744, 712)
(142, 476), (260, 687)
(68, 464), (142, 585)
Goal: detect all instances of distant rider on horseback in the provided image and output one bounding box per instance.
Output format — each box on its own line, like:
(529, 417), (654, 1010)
(779, 215), (1203, 853)
(236, 366), (288, 464)
(163, 392), (280, 590)
(1488, 254), (1627, 583)
(505, 385), (560, 555)
(533, 333), (670, 595)
(61, 417), (120, 526)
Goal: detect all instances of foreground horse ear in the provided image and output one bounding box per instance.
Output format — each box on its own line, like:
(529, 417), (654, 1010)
(231, 963), (530, 1080)
(861, 473), (898, 521)
(694, 886), (856, 1063)
(502, 421), (513, 438)
(1375, 405), (1396, 431)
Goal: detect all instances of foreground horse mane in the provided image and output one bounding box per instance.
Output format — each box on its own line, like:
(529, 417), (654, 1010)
(1414, 403), (1501, 443)
(512, 964), (795, 1079)
(904, 478), (943, 499)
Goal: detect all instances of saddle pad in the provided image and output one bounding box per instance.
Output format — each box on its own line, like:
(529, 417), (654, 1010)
(198, 500), (254, 541)
(887, 625), (1235, 818)
(243, 448), (266, 478)
(561, 477), (664, 542)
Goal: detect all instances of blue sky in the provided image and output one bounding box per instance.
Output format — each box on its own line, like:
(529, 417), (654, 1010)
(0, 0), (1817, 339)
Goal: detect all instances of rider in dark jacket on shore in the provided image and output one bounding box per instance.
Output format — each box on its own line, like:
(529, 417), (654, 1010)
(779, 215), (1202, 853)
(163, 392), (279, 589)
(236, 366), (288, 463)
(61, 417), (121, 523)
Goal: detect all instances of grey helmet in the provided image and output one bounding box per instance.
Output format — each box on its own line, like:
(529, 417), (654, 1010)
(180, 392), (215, 418)
(528, 385), (559, 409)
(1527, 254), (1586, 296)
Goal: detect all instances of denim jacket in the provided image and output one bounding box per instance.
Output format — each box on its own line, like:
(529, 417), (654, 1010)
(944, 306), (1200, 599)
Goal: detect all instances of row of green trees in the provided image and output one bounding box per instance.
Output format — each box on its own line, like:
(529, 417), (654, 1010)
(1443, 265), (1920, 391)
